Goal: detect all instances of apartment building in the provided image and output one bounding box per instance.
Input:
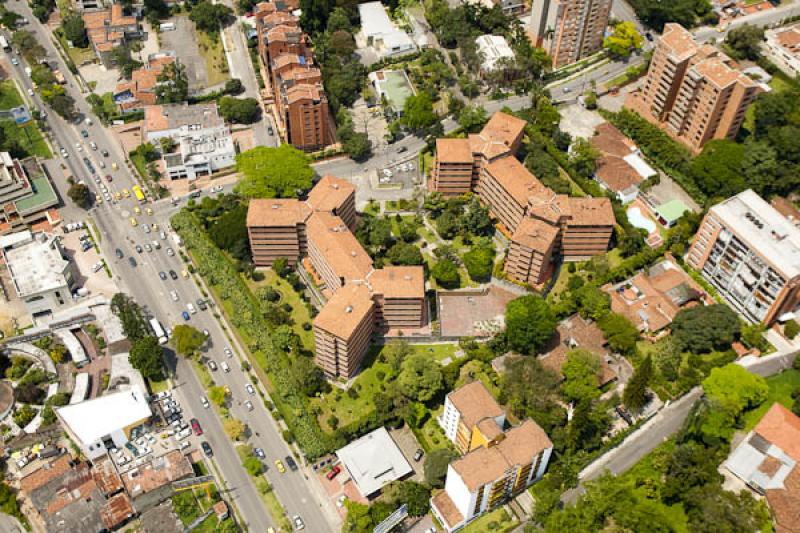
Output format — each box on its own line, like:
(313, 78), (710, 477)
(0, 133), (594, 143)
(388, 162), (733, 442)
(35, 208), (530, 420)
(433, 382), (552, 532)
(313, 284), (375, 378)
(82, 5), (141, 68)
(625, 24), (761, 153)
(113, 53), (176, 112)
(0, 154), (59, 235)
(247, 176), (427, 378)
(431, 112), (614, 287)
(686, 189), (800, 324)
(764, 24), (800, 77)
(529, 0), (612, 68)
(254, 1), (333, 152)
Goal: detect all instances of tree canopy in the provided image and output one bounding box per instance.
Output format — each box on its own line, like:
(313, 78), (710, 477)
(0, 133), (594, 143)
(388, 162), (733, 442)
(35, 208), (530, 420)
(500, 356), (565, 433)
(603, 21), (643, 58)
(171, 325), (206, 357)
(700, 364), (767, 442)
(189, 1), (233, 33)
(562, 349), (601, 404)
(431, 259), (460, 289)
(386, 242), (424, 266)
(110, 293), (149, 341)
(462, 245), (495, 282)
(235, 145), (314, 198)
(424, 448), (459, 488)
(68, 183), (92, 209)
(671, 304), (740, 353)
(129, 336), (166, 381)
(62, 13), (88, 48)
(724, 24), (764, 60)
(155, 61), (188, 103)
(402, 93), (438, 132)
(219, 97), (260, 124)
(398, 354), (443, 402)
(505, 295), (556, 355)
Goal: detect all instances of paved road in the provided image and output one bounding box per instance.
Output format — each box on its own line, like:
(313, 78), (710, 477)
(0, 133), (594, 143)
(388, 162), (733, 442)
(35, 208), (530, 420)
(695, 1), (800, 42)
(3, 2), (336, 531)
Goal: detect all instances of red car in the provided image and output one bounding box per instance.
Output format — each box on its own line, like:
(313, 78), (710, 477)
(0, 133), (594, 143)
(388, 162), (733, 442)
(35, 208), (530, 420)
(105, 175), (113, 182)
(326, 465), (341, 480)
(190, 418), (203, 436)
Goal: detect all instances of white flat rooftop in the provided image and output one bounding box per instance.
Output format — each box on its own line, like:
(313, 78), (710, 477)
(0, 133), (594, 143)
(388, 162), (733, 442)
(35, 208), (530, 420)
(56, 386), (151, 445)
(712, 189), (800, 279)
(336, 426), (412, 497)
(3, 233), (70, 297)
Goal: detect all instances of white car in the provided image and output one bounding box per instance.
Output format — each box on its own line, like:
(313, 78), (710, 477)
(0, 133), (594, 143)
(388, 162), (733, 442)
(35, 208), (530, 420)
(201, 396), (210, 408)
(27, 88), (33, 96)
(224, 348), (233, 358)
(293, 516), (305, 530)
(246, 384), (255, 395)
(244, 400), (254, 411)
(11, 57), (18, 65)
(166, 247), (175, 257)
(221, 361), (230, 373)
(176, 427), (192, 440)
(170, 290), (179, 302)
(60, 148), (68, 158)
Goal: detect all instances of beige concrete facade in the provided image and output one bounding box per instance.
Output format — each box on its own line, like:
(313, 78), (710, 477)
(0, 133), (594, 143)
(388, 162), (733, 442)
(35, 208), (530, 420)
(529, 0), (612, 68)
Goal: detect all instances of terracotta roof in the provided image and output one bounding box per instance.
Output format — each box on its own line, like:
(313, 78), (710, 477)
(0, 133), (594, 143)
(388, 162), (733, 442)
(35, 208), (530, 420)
(771, 197), (800, 224)
(511, 217), (559, 252)
(272, 53), (305, 72)
(432, 490), (464, 530)
(693, 57), (755, 90)
(313, 284), (374, 339)
(481, 111), (526, 148)
(144, 105), (168, 132)
(452, 420), (552, 491)
(20, 455), (72, 494)
(476, 417), (504, 441)
(776, 26), (800, 50)
(594, 155), (644, 193)
(100, 492), (134, 530)
(436, 138), (472, 164)
(285, 84), (324, 105)
(266, 25), (304, 43)
(591, 123), (637, 158)
(306, 175), (354, 214)
(527, 192), (568, 225)
(447, 381), (504, 430)
(660, 23), (698, 62)
(539, 315), (616, 386)
(120, 450), (194, 497)
(306, 212), (373, 282)
(485, 156), (547, 207)
(92, 456), (123, 496)
(45, 463), (96, 516)
(766, 465), (800, 533)
(755, 403), (800, 463)
(469, 133), (511, 160)
(563, 197), (615, 227)
(246, 198), (311, 227)
(367, 266), (425, 299)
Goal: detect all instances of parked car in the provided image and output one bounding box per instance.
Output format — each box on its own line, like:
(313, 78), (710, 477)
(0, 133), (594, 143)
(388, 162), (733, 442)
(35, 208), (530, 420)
(169, 270), (178, 280)
(80, 129), (89, 138)
(101, 149), (109, 157)
(115, 248), (123, 259)
(246, 384), (255, 395)
(221, 361), (230, 372)
(207, 360), (218, 371)
(182, 311), (190, 321)
(274, 460), (285, 473)
(201, 441), (213, 457)
(293, 516), (305, 530)
(413, 448), (424, 462)
(201, 396), (210, 409)
(159, 271), (167, 280)
(170, 290), (179, 302)
(197, 298), (208, 311)
(128, 257), (137, 268)
(254, 447), (266, 459)
(224, 348), (233, 358)
(244, 400), (254, 411)
(166, 247), (175, 257)
(326, 465), (341, 480)
(190, 418), (203, 436)
(285, 456), (298, 471)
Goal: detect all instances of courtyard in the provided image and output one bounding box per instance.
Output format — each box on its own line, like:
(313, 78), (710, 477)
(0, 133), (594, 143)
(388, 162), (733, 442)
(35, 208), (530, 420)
(438, 285), (520, 338)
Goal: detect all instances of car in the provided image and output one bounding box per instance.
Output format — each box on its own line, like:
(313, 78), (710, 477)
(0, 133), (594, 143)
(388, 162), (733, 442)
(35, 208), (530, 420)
(80, 129), (89, 138)
(166, 247), (175, 257)
(144, 244), (152, 253)
(274, 460), (286, 473)
(246, 384), (255, 395)
(101, 149), (109, 157)
(105, 174), (112, 182)
(210, 185), (223, 193)
(90, 141), (97, 150)
(112, 162), (118, 170)
(326, 465), (341, 480)
(413, 448), (424, 462)
(159, 271), (167, 280)
(254, 447), (266, 459)
(170, 290), (179, 302)
(221, 361), (230, 373)
(11, 57), (18, 66)
(268, 127), (274, 135)
(187, 303), (196, 314)
(201, 441), (213, 457)
(134, 206), (141, 215)
(74, 142), (82, 152)
(424, 528), (437, 533)
(190, 418), (203, 436)
(27, 88), (33, 96)
(398, 146), (407, 153)
(224, 348), (233, 358)
(146, 207), (153, 216)
(128, 257), (137, 267)
(201, 396), (210, 409)
(244, 400), (254, 411)
(99, 160), (106, 169)
(182, 311), (190, 321)
(285, 456), (298, 471)
(143, 224), (151, 234)
(293, 515), (305, 530)
(159, 231), (167, 240)
(60, 148), (68, 158)
(197, 298), (208, 311)
(202, 329), (209, 337)
(181, 270), (189, 278)
(336, 495), (347, 508)
(645, 32), (654, 42)
(135, 245), (143, 253)
(115, 192), (121, 201)
(122, 189), (130, 198)
(115, 248), (123, 259)
(208, 360), (218, 371)
(169, 270), (178, 280)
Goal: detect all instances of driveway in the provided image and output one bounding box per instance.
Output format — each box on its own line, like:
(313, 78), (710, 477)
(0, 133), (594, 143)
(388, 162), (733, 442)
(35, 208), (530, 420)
(159, 16), (208, 93)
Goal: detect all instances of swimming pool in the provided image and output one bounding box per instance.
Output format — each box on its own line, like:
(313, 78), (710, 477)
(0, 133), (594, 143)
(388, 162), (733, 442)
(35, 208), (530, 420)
(627, 207), (656, 234)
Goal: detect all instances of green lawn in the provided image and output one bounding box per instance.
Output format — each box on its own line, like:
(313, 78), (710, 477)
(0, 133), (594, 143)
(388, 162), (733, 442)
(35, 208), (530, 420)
(0, 80), (23, 109)
(414, 405), (456, 453)
(0, 121), (51, 159)
(461, 507), (518, 533)
(55, 29), (96, 66)
(196, 29), (230, 86)
(245, 270), (314, 350)
(171, 485), (236, 533)
(147, 377), (169, 394)
(130, 152), (149, 181)
(743, 369), (800, 431)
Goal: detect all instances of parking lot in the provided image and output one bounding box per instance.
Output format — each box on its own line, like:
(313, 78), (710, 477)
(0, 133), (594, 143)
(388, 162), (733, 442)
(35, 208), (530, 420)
(60, 223), (118, 299)
(159, 16), (211, 93)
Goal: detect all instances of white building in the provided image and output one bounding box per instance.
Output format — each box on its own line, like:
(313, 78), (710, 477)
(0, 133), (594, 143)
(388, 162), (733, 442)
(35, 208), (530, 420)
(476, 35), (515, 74)
(56, 386), (152, 460)
(358, 2), (416, 61)
(764, 25), (800, 78)
(438, 381), (506, 454)
(144, 103), (236, 181)
(431, 420), (553, 532)
(1, 231), (76, 319)
(335, 426), (413, 499)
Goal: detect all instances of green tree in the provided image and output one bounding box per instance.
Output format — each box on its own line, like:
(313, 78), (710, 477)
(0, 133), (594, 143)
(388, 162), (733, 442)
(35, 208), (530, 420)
(500, 356), (566, 433)
(424, 448), (458, 488)
(672, 304), (740, 353)
(225, 78), (244, 95)
(208, 385), (228, 406)
(431, 259), (460, 289)
(505, 295), (556, 355)
(785, 320), (800, 340)
(662, 441), (722, 504)
(397, 218), (419, 242)
(724, 24), (765, 60)
(290, 356), (327, 396)
(700, 364), (767, 442)
(272, 257), (290, 277)
(623, 355), (652, 411)
(144, 0), (170, 21)
(0, 483), (22, 524)
(462, 245), (494, 282)
(597, 313), (638, 356)
(690, 140), (746, 198)
(171, 325), (206, 357)
(12, 31), (46, 64)
(461, 197), (493, 236)
(235, 145), (313, 198)
(155, 61), (188, 103)
(402, 93), (438, 132)
(219, 96), (260, 124)
(110, 293), (149, 341)
(385, 481), (431, 517)
(67, 183), (92, 209)
(562, 349), (601, 404)
(341, 130), (372, 161)
(62, 13), (88, 48)
(189, 1), (233, 33)
(603, 21), (643, 57)
(398, 354), (443, 401)
(570, 138), (600, 178)
(110, 45), (142, 79)
(243, 455), (263, 476)
(129, 336), (165, 381)
(435, 211), (460, 239)
(386, 242), (424, 266)
(222, 416), (246, 440)
(457, 104), (488, 133)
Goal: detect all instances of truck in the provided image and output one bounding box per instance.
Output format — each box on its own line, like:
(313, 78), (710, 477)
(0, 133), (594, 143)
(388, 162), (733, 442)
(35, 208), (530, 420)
(149, 318), (168, 345)
(0, 36), (9, 51)
(172, 233), (183, 247)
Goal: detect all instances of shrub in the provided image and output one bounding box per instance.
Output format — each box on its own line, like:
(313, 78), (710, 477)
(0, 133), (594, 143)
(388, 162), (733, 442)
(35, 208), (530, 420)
(785, 320), (800, 340)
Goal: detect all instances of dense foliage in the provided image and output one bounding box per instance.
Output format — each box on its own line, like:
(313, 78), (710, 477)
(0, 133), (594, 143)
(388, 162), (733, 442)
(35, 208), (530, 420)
(671, 305), (740, 353)
(505, 295), (557, 355)
(235, 145), (313, 198)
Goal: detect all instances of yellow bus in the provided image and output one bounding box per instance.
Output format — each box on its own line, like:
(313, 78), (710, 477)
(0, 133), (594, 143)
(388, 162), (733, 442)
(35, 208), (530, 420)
(132, 185), (145, 202)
